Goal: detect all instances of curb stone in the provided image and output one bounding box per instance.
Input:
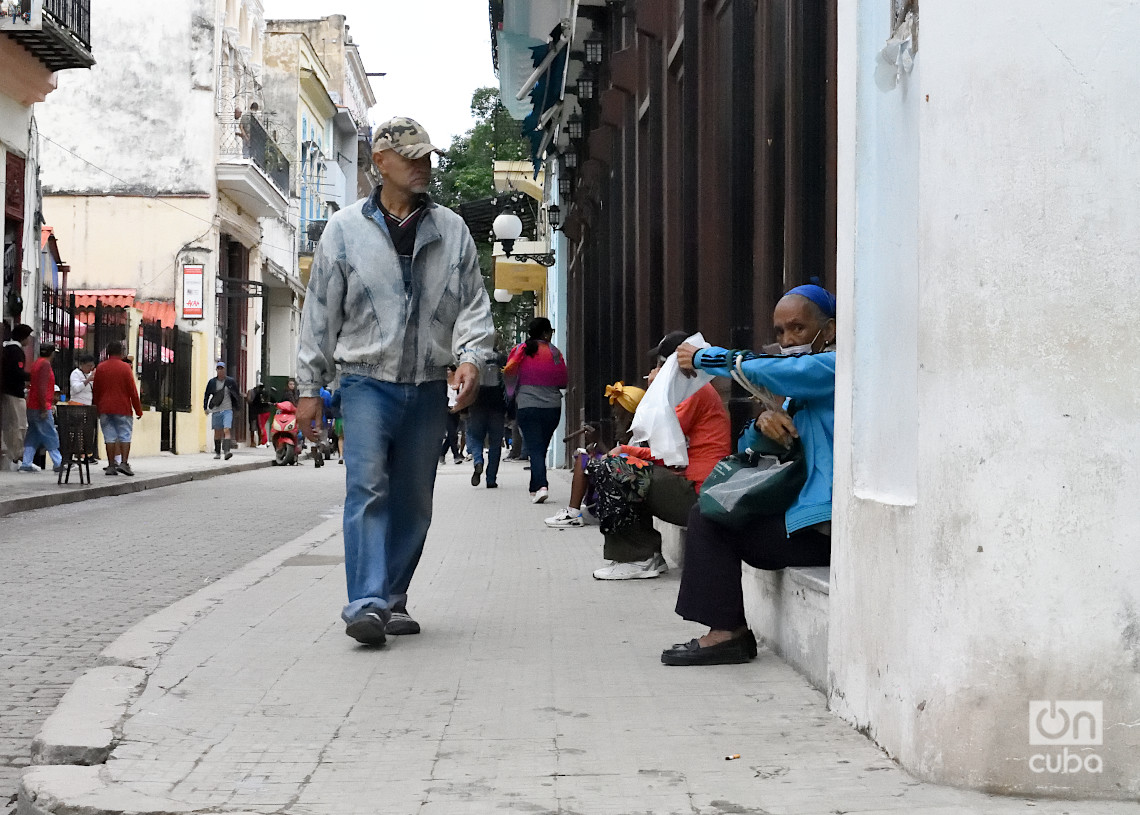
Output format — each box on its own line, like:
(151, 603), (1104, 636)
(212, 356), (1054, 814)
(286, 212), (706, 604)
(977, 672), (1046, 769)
(30, 666), (147, 767)
(0, 458), (273, 518)
(19, 517), (344, 815)
(19, 765), (265, 815)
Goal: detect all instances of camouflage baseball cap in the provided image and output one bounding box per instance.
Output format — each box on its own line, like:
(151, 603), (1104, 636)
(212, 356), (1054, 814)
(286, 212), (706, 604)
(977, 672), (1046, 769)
(371, 116), (443, 159)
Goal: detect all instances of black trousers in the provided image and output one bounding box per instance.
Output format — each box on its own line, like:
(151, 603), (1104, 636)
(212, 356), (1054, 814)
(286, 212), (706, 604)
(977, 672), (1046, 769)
(675, 503), (831, 631)
(440, 412), (461, 459)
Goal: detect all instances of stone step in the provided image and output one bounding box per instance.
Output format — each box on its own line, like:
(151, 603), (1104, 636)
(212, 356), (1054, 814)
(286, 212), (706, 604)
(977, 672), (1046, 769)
(742, 565), (830, 692)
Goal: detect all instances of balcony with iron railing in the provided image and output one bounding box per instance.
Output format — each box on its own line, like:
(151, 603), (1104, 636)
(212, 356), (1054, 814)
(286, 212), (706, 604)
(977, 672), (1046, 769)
(1, 0), (94, 71)
(217, 115), (291, 219)
(299, 220), (327, 256)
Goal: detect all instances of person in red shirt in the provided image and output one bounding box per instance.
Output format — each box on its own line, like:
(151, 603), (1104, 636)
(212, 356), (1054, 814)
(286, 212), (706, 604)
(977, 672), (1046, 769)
(18, 343), (63, 473)
(92, 340), (143, 476)
(565, 331), (732, 581)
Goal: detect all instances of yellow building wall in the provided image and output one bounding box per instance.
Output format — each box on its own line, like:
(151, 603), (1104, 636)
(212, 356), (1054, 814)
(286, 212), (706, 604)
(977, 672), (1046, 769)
(42, 196), (216, 300)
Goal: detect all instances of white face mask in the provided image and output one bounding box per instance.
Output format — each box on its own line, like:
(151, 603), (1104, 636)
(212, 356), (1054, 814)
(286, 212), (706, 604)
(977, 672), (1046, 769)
(781, 329), (821, 356)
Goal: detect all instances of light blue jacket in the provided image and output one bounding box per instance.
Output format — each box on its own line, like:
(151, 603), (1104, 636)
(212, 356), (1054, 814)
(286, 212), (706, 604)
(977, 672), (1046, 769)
(297, 190), (495, 397)
(693, 347), (836, 535)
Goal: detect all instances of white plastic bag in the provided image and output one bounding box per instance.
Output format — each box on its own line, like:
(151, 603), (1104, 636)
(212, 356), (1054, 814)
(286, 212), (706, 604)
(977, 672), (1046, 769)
(627, 333), (712, 467)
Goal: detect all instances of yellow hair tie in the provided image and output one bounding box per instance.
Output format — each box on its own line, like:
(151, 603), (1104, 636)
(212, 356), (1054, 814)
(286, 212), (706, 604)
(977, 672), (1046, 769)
(605, 381), (646, 414)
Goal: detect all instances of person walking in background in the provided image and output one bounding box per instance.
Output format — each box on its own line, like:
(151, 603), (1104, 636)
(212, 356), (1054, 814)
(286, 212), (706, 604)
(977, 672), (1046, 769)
(204, 362), (242, 460)
(1, 323), (33, 469)
(246, 383), (269, 447)
(439, 365), (463, 465)
(92, 340), (143, 476)
(295, 116), (495, 646)
(18, 343), (63, 473)
(504, 317), (568, 504)
(282, 378), (299, 405)
(466, 345), (507, 488)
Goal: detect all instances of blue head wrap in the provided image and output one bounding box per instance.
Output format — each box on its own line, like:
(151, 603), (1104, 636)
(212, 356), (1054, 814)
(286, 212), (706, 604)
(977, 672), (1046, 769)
(784, 283), (836, 319)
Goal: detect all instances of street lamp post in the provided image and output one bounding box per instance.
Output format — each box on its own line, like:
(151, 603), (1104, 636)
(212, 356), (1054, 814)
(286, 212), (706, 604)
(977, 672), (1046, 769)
(493, 209), (555, 267)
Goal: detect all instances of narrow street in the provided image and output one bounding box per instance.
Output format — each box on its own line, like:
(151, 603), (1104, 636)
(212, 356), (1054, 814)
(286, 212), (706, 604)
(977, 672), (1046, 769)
(15, 460), (1140, 814)
(0, 464), (346, 814)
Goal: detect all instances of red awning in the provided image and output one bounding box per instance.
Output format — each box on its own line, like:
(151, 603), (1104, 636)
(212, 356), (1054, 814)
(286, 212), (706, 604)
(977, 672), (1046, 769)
(137, 300), (177, 328)
(73, 289), (136, 308)
(71, 290), (177, 328)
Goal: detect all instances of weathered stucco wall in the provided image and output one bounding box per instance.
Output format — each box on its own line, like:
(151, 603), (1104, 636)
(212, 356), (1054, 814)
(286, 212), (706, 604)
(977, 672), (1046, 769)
(831, 0), (1140, 798)
(37, 0), (217, 195)
(42, 196), (216, 303)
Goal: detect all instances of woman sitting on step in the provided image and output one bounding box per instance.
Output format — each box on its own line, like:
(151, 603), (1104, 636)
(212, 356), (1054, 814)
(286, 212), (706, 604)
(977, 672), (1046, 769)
(660, 284), (837, 667)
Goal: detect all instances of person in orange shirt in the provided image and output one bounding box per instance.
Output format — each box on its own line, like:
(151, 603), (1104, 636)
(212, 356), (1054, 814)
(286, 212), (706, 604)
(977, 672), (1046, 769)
(582, 331), (733, 581)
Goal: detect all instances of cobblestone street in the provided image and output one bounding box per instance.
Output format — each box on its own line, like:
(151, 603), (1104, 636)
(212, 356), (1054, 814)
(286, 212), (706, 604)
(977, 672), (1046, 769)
(0, 463), (347, 814)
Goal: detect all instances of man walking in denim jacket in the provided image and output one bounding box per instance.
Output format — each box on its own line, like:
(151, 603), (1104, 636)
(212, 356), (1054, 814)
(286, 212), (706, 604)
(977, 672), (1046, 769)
(296, 117), (495, 646)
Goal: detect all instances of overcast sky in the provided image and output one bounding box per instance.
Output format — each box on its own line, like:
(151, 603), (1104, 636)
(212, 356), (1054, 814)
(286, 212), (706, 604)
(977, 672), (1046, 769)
(262, 0), (500, 148)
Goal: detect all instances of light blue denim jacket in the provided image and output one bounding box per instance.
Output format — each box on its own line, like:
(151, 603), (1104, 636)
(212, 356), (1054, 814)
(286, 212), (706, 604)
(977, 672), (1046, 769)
(297, 190), (495, 397)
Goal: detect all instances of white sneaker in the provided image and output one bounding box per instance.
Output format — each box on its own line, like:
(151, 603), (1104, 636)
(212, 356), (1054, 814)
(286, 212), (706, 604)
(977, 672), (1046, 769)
(531, 487), (549, 504)
(545, 508), (584, 529)
(592, 555), (667, 580)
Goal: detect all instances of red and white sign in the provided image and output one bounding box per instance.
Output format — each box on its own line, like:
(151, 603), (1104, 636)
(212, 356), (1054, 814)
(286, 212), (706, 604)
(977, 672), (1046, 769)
(182, 264), (204, 319)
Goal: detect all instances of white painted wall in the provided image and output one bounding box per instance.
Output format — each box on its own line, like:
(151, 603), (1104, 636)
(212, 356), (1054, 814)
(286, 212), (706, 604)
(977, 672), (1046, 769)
(37, 0), (217, 195)
(831, 0), (1140, 798)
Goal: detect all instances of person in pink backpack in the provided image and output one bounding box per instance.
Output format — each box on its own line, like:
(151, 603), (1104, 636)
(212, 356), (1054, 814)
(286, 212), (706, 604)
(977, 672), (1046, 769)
(503, 317), (568, 504)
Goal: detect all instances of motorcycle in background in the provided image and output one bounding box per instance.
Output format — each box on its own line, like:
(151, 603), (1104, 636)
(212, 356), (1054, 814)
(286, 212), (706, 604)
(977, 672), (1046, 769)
(270, 401), (302, 466)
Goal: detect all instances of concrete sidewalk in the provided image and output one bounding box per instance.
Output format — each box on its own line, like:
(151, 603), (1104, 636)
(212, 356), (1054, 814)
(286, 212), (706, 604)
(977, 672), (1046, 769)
(0, 445), (278, 518)
(19, 460), (1140, 814)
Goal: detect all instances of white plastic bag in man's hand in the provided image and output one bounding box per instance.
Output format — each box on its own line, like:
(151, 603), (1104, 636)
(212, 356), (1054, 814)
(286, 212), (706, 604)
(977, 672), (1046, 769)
(628, 333), (712, 467)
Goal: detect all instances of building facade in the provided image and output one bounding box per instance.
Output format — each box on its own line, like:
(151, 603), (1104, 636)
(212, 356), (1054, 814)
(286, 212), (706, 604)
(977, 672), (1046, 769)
(1, 0), (93, 339)
(35, 0), (295, 453)
(830, 0), (1140, 798)
(493, 0), (1139, 801)
(493, 0), (835, 438)
(263, 16), (378, 202)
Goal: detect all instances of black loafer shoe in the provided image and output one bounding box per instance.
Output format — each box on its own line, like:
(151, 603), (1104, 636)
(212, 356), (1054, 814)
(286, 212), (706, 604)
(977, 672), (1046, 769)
(471, 463), (483, 486)
(661, 630), (757, 666)
(345, 610), (387, 646)
(669, 630), (757, 656)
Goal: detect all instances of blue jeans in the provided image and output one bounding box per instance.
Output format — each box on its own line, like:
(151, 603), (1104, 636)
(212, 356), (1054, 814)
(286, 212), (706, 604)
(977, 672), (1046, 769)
(465, 405), (505, 486)
(516, 406), (561, 492)
(23, 409), (61, 468)
(339, 376), (448, 625)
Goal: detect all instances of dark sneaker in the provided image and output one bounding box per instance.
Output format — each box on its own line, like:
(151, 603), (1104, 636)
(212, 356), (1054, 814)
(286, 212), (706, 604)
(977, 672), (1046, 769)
(104, 465), (119, 476)
(224, 440), (234, 460)
(471, 462), (483, 486)
(345, 609), (387, 646)
(213, 453), (221, 460)
(486, 482), (498, 489)
(117, 462), (134, 476)
(386, 603), (420, 636)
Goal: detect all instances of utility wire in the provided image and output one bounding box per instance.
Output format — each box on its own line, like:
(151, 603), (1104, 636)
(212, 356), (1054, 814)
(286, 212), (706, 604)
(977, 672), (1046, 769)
(37, 133), (306, 261)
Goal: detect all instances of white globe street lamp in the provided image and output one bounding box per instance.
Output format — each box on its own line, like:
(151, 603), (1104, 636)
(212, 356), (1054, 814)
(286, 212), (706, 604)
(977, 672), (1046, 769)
(492, 211), (524, 256)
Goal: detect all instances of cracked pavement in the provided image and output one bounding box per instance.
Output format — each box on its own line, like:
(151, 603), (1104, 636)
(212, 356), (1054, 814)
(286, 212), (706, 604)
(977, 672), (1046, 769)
(15, 460), (1140, 813)
(0, 461), (345, 815)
